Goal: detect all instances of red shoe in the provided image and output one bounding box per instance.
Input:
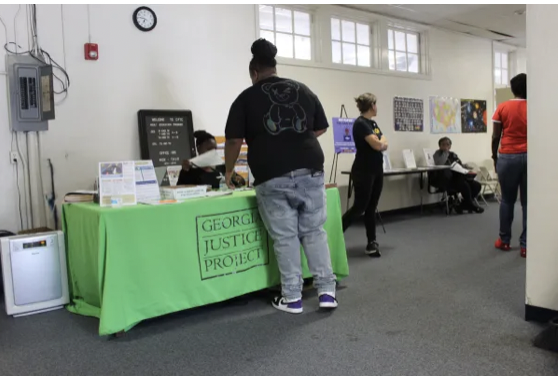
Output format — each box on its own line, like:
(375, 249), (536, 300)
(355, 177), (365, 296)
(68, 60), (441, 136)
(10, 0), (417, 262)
(495, 238), (511, 251)
(520, 247), (526, 258)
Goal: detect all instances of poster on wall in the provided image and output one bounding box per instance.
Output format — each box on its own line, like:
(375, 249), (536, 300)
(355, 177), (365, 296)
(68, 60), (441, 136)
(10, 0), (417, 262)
(332, 117), (357, 154)
(460, 99), (487, 133)
(393, 97), (424, 132)
(429, 96), (461, 134)
(215, 136), (249, 180)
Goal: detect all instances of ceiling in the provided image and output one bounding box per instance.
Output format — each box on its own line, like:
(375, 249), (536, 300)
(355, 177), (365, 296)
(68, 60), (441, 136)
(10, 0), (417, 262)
(342, 4), (526, 47)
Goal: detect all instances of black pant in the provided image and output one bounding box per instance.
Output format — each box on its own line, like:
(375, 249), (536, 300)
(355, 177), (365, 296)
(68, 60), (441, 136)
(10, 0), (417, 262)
(342, 171), (384, 243)
(449, 173), (481, 207)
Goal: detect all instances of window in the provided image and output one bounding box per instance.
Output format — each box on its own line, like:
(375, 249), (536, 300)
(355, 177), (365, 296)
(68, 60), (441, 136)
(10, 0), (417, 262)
(387, 28), (419, 73)
(494, 52), (508, 86)
(258, 5), (312, 60)
(331, 18), (370, 67)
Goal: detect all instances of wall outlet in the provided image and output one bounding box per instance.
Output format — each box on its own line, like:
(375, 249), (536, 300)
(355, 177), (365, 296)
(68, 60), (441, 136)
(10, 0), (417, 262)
(9, 151), (18, 164)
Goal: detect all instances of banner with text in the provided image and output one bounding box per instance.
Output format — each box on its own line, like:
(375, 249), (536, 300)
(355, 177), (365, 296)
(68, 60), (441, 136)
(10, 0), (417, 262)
(332, 117), (357, 154)
(196, 208), (270, 280)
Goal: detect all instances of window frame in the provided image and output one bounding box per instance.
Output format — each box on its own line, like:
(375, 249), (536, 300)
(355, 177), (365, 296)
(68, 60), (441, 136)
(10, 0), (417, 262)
(330, 16), (372, 68)
(386, 27), (421, 74)
(253, 5), (432, 80)
(493, 50), (509, 87)
(256, 5), (315, 62)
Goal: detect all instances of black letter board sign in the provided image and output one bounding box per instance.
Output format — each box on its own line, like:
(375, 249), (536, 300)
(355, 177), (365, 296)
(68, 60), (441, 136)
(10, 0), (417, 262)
(138, 110), (196, 167)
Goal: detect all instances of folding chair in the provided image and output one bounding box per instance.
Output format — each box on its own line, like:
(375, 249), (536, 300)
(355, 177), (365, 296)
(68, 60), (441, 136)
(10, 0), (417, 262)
(478, 166), (501, 204)
(465, 162), (484, 207)
(427, 171), (460, 215)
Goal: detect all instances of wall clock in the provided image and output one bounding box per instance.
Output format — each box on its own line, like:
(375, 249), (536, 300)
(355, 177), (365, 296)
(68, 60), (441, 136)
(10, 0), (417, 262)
(133, 6), (157, 32)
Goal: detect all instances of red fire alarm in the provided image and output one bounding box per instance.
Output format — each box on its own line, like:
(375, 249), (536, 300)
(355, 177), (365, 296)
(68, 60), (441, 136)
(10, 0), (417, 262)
(84, 43), (99, 60)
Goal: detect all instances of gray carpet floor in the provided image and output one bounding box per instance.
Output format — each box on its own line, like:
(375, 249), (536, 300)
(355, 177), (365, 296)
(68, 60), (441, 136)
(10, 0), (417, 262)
(1, 204), (557, 376)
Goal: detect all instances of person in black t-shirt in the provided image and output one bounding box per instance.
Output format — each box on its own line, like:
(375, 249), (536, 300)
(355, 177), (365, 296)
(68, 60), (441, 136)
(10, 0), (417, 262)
(432, 137), (483, 214)
(342, 93), (388, 257)
(224, 39), (337, 314)
(177, 131), (244, 189)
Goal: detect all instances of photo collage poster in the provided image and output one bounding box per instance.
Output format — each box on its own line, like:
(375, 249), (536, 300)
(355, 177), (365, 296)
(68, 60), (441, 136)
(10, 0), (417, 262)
(393, 96), (424, 132)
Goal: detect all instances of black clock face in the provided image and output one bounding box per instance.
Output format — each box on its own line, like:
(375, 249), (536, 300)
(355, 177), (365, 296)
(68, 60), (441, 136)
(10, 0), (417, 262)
(133, 6), (157, 32)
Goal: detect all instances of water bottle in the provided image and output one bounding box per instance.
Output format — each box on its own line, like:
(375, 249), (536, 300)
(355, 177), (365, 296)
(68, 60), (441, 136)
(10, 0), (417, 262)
(219, 175), (228, 191)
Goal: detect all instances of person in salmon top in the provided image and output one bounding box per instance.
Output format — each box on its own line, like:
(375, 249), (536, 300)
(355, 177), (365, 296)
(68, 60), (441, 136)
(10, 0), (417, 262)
(492, 73), (527, 258)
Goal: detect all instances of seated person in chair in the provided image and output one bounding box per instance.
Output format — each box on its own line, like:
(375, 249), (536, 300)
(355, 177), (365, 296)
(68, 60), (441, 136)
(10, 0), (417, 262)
(178, 131), (245, 189)
(433, 137), (483, 214)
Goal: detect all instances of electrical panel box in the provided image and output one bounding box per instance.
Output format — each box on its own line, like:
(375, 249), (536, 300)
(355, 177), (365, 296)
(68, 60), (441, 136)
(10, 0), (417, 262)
(6, 55), (55, 132)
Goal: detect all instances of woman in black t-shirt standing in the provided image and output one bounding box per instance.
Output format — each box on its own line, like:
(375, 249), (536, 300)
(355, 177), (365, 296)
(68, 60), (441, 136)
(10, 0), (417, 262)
(342, 93), (388, 257)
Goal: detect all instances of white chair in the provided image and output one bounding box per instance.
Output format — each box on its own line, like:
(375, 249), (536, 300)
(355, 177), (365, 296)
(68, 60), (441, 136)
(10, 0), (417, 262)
(478, 166), (501, 204)
(466, 162), (484, 206)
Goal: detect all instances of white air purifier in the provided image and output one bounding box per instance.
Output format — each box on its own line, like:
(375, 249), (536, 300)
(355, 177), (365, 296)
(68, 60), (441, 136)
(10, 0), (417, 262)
(1, 231), (69, 317)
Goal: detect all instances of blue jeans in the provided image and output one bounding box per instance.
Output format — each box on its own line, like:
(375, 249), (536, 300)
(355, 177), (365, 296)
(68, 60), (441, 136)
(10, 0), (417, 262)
(255, 169), (337, 301)
(497, 153), (527, 248)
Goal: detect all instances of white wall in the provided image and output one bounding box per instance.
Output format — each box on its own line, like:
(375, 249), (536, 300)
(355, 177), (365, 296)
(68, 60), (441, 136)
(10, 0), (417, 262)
(514, 47), (527, 75)
(281, 27), (494, 211)
(509, 47), (527, 78)
(0, 4), (495, 231)
(526, 5), (558, 313)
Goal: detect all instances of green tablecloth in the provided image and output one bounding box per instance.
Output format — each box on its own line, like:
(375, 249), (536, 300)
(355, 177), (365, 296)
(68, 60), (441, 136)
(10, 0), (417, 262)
(62, 188), (349, 336)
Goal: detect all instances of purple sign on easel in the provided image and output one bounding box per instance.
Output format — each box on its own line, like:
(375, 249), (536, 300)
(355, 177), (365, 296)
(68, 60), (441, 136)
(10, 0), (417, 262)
(332, 117), (357, 154)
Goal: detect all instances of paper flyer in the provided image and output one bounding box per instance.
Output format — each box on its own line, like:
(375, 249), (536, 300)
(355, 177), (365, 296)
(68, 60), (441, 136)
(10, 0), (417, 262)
(134, 160), (161, 203)
(189, 149), (225, 168)
(332, 117), (357, 154)
(99, 161), (137, 207)
(423, 148), (436, 167)
(402, 149), (417, 169)
(382, 151), (392, 171)
(166, 165), (182, 186)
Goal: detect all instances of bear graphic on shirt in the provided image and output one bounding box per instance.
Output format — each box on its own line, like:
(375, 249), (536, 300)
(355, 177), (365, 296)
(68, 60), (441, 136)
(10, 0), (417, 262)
(261, 81), (307, 135)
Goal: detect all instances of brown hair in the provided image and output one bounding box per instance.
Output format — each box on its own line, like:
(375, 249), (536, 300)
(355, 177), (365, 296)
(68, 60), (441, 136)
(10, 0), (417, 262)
(355, 93), (377, 113)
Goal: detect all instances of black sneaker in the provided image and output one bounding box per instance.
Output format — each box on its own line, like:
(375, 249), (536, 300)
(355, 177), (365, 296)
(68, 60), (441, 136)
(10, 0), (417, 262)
(365, 241), (381, 257)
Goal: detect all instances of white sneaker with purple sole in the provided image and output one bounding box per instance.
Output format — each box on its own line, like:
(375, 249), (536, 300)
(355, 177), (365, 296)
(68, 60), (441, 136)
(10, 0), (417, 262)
(272, 296), (303, 314)
(318, 293), (338, 309)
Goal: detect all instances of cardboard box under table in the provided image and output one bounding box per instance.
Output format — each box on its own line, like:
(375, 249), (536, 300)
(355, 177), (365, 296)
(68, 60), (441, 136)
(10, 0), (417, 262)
(62, 188), (349, 336)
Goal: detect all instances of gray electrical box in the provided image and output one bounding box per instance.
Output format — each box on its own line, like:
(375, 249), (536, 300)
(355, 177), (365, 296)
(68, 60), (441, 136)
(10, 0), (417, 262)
(6, 55), (55, 132)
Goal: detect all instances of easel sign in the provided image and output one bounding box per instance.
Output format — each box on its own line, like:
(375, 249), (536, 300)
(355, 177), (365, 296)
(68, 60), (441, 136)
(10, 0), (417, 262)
(332, 106), (357, 154)
(329, 105), (356, 183)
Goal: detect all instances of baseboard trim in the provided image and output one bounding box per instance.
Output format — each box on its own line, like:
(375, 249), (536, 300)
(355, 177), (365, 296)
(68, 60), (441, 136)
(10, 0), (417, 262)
(526, 304), (558, 323)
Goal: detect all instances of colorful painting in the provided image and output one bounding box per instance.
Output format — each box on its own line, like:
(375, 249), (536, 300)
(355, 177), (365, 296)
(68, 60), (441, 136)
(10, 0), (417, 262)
(461, 99), (487, 133)
(429, 96), (461, 134)
(394, 96), (424, 132)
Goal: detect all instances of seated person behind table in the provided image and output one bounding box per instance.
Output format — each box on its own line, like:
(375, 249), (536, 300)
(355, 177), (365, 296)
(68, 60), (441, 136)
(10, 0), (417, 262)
(177, 131), (245, 189)
(433, 137), (484, 214)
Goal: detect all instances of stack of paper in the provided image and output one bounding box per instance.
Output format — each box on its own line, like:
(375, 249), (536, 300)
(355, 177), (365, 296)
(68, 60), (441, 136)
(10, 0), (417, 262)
(64, 190), (97, 203)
